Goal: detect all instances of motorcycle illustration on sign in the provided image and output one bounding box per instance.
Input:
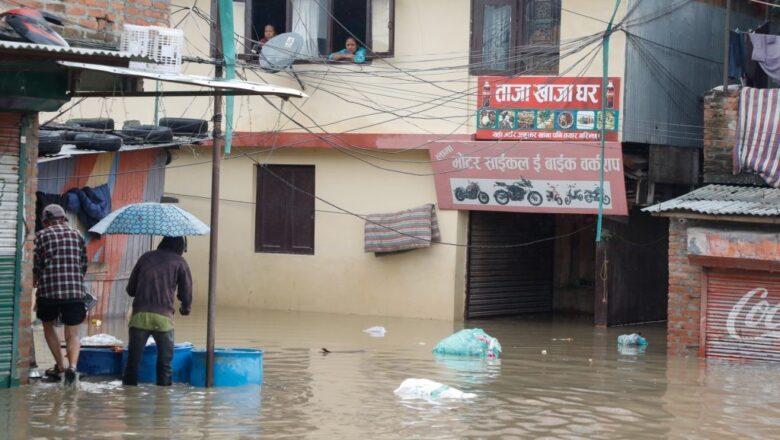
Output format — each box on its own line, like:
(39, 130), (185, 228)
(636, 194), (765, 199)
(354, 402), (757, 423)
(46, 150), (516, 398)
(584, 184), (611, 205)
(564, 184), (583, 205)
(493, 178), (543, 206)
(545, 184), (564, 205)
(454, 181), (489, 204)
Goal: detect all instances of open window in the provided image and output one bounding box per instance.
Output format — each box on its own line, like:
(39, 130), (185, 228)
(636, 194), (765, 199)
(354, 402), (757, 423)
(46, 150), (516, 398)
(242, 0), (394, 58)
(470, 0), (560, 75)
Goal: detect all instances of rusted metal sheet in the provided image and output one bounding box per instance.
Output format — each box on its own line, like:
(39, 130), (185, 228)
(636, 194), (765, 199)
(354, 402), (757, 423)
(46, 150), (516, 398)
(704, 271), (780, 362)
(466, 212), (554, 318)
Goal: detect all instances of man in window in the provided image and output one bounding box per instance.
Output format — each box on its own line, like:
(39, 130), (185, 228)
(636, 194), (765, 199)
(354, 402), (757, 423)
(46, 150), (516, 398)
(329, 37), (366, 64)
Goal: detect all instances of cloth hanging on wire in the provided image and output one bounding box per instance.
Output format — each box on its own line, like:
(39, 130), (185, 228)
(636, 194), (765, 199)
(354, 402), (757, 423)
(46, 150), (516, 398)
(735, 87), (780, 188)
(64, 184), (112, 229)
(364, 204), (441, 254)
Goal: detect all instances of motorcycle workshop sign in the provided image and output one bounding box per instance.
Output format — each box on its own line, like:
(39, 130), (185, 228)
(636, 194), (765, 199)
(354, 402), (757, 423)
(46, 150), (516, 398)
(429, 141), (628, 215)
(476, 76), (620, 142)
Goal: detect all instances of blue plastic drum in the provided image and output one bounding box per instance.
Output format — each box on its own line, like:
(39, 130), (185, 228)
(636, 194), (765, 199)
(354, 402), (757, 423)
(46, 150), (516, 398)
(189, 348), (263, 387)
(77, 348), (123, 375)
(121, 342), (194, 383)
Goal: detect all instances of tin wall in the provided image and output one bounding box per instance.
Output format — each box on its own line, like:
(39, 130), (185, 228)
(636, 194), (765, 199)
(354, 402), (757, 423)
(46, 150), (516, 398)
(623, 0), (765, 147)
(37, 149), (167, 319)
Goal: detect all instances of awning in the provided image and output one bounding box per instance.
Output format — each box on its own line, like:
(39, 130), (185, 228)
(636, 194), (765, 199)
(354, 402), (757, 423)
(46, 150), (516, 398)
(0, 41), (137, 66)
(59, 61), (307, 99)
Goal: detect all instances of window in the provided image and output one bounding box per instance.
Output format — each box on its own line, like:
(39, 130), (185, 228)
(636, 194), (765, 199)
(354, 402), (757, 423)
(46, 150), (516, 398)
(255, 165), (315, 255)
(243, 0), (394, 57)
(470, 0), (561, 75)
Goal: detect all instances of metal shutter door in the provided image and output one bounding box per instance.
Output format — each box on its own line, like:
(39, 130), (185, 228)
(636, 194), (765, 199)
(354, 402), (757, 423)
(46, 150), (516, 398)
(466, 212), (554, 318)
(705, 271), (780, 362)
(0, 113), (21, 387)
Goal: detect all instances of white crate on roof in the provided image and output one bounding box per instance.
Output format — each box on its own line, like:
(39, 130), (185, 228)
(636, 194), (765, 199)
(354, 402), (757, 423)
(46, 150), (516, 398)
(120, 24), (183, 73)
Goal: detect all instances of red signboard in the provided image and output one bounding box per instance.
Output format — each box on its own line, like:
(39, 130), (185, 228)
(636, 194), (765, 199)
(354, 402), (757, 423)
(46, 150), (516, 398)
(476, 76), (620, 142)
(429, 141), (628, 215)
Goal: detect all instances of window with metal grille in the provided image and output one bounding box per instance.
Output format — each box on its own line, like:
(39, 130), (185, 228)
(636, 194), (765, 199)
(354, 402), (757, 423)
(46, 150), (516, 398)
(470, 0), (561, 75)
(255, 164), (315, 255)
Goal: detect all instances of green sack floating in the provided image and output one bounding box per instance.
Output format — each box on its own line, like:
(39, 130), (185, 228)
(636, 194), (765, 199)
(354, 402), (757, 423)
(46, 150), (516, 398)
(432, 328), (502, 358)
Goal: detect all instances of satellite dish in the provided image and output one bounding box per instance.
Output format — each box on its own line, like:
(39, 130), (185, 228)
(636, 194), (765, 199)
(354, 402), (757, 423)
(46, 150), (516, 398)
(2, 8), (68, 47)
(259, 32), (305, 73)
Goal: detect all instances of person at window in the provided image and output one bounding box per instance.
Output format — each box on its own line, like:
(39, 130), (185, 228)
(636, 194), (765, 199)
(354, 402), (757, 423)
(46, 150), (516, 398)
(328, 37), (366, 64)
(252, 24), (277, 54)
(122, 236), (192, 386)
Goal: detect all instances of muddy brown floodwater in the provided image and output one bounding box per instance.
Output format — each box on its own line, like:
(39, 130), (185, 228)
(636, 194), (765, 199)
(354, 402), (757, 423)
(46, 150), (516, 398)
(2, 308), (780, 439)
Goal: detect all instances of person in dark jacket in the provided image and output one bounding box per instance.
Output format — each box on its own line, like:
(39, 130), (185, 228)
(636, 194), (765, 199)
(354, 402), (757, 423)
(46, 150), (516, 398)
(122, 236), (192, 386)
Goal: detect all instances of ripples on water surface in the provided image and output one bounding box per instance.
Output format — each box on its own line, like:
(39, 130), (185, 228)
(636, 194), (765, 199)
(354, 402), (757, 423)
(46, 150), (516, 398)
(3, 309), (780, 439)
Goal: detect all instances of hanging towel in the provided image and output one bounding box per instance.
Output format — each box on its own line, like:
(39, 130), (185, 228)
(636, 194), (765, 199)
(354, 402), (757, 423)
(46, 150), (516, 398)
(64, 184), (112, 229)
(735, 87), (780, 187)
(364, 204), (441, 254)
(749, 33), (780, 84)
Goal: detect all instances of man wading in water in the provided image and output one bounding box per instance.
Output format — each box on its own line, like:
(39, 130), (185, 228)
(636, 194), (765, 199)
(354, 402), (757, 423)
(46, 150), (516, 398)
(122, 236), (192, 386)
(34, 204), (88, 385)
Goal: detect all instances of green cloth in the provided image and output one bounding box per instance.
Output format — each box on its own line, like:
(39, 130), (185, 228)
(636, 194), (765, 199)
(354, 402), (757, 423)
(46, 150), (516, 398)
(129, 312), (174, 332)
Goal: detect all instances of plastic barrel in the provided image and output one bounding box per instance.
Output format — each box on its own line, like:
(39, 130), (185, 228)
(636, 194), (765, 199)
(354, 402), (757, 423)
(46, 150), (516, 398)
(77, 348), (123, 375)
(189, 348), (263, 387)
(121, 342), (193, 383)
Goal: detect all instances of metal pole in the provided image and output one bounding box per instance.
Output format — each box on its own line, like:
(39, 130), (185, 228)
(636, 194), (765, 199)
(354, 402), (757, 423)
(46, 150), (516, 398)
(206, 0), (224, 389)
(596, 0), (621, 243)
(723, 0), (732, 90)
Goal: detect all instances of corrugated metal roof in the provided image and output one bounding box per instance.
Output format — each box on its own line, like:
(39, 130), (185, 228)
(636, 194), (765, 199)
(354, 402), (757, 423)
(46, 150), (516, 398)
(643, 185), (780, 217)
(0, 40), (133, 58)
(37, 138), (205, 163)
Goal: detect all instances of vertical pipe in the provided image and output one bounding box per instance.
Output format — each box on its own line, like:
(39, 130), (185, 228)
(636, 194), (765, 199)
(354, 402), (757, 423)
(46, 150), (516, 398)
(723, 0), (732, 90)
(207, 0), (224, 389)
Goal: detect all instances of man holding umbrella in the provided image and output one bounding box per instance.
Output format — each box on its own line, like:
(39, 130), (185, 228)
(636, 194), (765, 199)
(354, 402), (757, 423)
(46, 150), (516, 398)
(122, 236), (192, 386)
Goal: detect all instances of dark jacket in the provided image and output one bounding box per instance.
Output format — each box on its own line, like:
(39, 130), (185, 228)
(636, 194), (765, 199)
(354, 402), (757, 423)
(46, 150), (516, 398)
(64, 184), (112, 229)
(126, 249), (192, 318)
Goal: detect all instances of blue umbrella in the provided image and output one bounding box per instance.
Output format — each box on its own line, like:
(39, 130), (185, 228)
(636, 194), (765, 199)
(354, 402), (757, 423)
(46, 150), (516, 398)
(89, 202), (210, 236)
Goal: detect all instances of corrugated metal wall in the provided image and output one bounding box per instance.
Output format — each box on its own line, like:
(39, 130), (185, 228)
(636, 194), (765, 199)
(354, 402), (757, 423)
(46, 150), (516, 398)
(466, 212), (555, 318)
(0, 113), (21, 388)
(623, 0), (764, 147)
(37, 149), (167, 319)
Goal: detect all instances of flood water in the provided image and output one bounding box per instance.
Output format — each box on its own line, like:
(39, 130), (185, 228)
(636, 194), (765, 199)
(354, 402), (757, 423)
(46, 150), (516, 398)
(3, 308), (780, 439)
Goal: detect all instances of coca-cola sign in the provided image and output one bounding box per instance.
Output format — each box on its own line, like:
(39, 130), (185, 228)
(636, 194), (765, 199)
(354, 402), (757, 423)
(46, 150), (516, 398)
(726, 288), (780, 340)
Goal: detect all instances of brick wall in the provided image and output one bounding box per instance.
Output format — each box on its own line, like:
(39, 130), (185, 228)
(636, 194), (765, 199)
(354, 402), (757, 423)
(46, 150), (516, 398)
(702, 89), (765, 186)
(667, 219), (703, 356)
(14, 115), (38, 385)
(0, 0), (171, 44)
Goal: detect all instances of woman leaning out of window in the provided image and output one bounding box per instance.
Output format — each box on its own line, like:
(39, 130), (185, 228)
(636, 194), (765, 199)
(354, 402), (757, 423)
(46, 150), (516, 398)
(328, 37), (366, 64)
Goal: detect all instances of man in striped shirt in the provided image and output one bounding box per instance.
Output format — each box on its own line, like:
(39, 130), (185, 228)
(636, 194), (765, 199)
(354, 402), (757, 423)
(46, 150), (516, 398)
(34, 204), (87, 384)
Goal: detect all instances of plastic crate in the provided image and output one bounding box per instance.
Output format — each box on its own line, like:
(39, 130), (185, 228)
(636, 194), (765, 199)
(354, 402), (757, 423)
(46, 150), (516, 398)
(149, 26), (183, 73)
(120, 24), (183, 73)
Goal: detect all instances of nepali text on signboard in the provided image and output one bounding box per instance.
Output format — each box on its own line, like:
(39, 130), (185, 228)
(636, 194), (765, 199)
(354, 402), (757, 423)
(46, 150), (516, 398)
(429, 141), (628, 215)
(476, 76), (621, 142)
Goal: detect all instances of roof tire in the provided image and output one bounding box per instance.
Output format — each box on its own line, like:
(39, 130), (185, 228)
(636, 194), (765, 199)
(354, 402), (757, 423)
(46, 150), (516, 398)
(66, 118), (114, 131)
(38, 131), (64, 156)
(121, 125), (174, 143)
(159, 117), (208, 136)
(73, 133), (122, 151)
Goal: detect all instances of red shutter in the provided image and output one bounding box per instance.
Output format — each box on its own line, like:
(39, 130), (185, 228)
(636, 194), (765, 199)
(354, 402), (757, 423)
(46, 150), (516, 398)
(704, 270), (780, 362)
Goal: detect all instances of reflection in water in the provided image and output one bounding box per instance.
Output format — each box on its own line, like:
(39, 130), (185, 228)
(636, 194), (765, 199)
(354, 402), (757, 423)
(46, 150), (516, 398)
(2, 309), (780, 438)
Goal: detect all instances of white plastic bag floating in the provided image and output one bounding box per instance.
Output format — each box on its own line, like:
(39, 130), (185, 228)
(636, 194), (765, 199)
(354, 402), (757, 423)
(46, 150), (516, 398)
(617, 333), (647, 346)
(432, 328), (501, 358)
(80, 334), (123, 346)
(394, 378), (476, 400)
(363, 326), (387, 337)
